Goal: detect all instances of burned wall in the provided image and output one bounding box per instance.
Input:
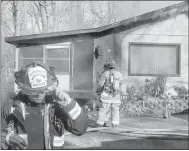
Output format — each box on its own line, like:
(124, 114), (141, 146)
(94, 34), (121, 82)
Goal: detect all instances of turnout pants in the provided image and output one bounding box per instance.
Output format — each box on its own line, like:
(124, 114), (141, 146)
(97, 102), (120, 126)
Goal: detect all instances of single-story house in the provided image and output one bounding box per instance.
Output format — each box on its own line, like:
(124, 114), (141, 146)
(5, 2), (188, 103)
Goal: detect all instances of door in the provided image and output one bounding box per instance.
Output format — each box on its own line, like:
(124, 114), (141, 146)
(72, 39), (94, 91)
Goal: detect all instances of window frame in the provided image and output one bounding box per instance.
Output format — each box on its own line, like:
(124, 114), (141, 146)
(45, 45), (70, 74)
(128, 42), (181, 77)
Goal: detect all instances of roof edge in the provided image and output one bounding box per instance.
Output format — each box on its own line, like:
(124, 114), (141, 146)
(5, 2), (188, 46)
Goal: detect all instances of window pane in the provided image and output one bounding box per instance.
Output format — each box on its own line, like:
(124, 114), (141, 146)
(129, 44), (179, 76)
(19, 46), (43, 58)
(47, 48), (69, 59)
(19, 59), (43, 69)
(46, 59), (69, 73)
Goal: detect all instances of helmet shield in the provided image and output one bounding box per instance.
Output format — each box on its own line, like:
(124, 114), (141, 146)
(15, 61), (58, 95)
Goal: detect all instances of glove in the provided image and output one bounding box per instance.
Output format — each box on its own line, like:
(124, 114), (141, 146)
(6, 133), (27, 150)
(52, 88), (71, 106)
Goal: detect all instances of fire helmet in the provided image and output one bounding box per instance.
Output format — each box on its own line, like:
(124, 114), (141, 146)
(14, 61), (58, 95)
(104, 58), (116, 69)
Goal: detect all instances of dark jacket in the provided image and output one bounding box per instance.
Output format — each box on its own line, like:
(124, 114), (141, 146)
(1, 92), (88, 149)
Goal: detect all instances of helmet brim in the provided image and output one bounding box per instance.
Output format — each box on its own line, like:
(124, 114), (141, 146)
(20, 87), (50, 95)
(19, 84), (50, 95)
(18, 81), (58, 95)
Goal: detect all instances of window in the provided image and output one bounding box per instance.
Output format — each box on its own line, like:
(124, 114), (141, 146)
(129, 43), (180, 76)
(19, 44), (70, 74)
(46, 46), (70, 73)
(19, 46), (43, 68)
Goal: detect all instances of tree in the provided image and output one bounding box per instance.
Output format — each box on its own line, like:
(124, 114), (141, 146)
(51, 0), (58, 32)
(0, 0), (2, 100)
(70, 1), (85, 30)
(33, 1), (49, 33)
(12, 0), (21, 36)
(1, 0), (22, 101)
(88, 1), (120, 27)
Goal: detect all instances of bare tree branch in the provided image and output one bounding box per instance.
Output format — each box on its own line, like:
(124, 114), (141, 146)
(3, 21), (15, 36)
(34, 12), (42, 33)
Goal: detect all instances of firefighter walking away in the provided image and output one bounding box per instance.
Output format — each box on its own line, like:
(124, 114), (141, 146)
(95, 58), (124, 127)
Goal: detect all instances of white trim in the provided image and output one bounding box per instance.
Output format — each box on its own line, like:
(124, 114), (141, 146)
(68, 103), (81, 120)
(53, 135), (64, 147)
(20, 103), (26, 119)
(10, 107), (15, 114)
(46, 45), (70, 49)
(96, 121), (105, 125)
(15, 48), (19, 70)
(14, 48), (19, 93)
(46, 104), (50, 133)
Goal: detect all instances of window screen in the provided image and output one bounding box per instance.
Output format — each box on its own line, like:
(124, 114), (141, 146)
(46, 47), (70, 73)
(19, 46), (43, 68)
(129, 43), (180, 76)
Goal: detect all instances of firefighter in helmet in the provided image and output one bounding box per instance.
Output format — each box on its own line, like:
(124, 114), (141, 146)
(1, 61), (87, 150)
(96, 58), (124, 127)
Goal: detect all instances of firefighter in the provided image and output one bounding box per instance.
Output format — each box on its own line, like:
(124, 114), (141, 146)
(1, 61), (88, 150)
(96, 58), (124, 127)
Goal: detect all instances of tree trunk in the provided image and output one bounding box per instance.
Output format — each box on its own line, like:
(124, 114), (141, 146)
(107, 1), (111, 24)
(34, 12), (42, 33)
(12, 0), (20, 36)
(0, 0), (2, 100)
(70, 1), (76, 30)
(38, 1), (48, 33)
(23, 1), (27, 35)
(89, 2), (105, 26)
(51, 0), (57, 32)
(70, 1), (84, 30)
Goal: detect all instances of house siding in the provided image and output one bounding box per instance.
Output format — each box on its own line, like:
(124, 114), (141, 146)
(115, 14), (188, 89)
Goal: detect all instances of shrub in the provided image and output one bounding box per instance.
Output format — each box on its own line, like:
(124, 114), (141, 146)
(174, 85), (188, 99)
(144, 75), (167, 98)
(119, 75), (188, 117)
(125, 85), (137, 102)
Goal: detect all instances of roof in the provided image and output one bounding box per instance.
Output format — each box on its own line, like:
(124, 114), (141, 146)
(5, 2), (188, 47)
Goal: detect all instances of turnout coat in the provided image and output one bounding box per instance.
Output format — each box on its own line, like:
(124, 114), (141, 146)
(97, 69), (123, 104)
(1, 92), (88, 149)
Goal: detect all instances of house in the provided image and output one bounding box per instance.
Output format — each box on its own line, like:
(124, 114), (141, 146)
(5, 2), (188, 102)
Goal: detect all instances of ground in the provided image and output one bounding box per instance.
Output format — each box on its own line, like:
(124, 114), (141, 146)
(64, 113), (189, 149)
(64, 131), (188, 149)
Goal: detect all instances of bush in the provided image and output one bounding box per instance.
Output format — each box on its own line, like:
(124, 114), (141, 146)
(125, 85), (137, 102)
(144, 75), (167, 97)
(97, 75), (188, 117)
(120, 97), (188, 117)
(174, 85), (188, 99)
